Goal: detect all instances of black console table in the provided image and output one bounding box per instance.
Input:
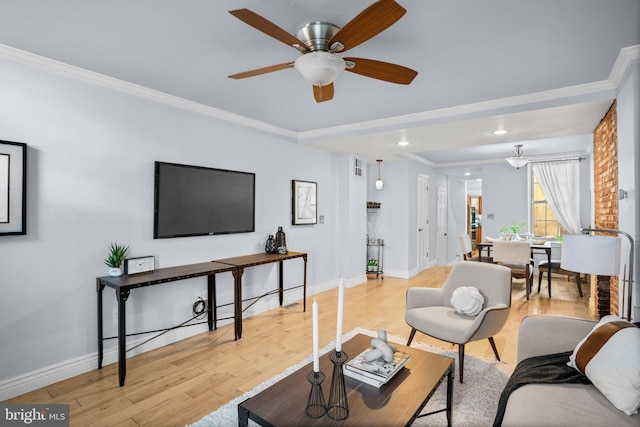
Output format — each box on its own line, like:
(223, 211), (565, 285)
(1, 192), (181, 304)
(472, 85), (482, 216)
(96, 252), (307, 386)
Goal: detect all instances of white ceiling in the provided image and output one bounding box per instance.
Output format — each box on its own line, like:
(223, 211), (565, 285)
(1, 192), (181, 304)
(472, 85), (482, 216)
(0, 0), (638, 179)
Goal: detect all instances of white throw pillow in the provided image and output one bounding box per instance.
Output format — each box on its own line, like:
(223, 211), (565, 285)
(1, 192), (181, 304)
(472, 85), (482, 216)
(450, 286), (484, 316)
(567, 315), (640, 415)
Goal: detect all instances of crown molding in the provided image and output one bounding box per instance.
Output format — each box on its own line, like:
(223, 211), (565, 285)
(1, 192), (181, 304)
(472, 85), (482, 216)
(1, 42), (637, 144)
(0, 43), (297, 141)
(297, 79), (615, 143)
(608, 44), (640, 87)
(297, 45), (640, 143)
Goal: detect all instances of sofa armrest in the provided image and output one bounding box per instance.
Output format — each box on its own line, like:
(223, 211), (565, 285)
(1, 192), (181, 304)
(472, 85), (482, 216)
(517, 315), (596, 363)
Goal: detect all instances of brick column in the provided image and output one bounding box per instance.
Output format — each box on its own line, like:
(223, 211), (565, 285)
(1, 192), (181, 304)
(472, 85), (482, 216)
(592, 101), (618, 318)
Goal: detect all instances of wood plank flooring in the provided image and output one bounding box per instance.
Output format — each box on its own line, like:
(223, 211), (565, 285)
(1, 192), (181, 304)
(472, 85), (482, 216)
(4, 265), (595, 426)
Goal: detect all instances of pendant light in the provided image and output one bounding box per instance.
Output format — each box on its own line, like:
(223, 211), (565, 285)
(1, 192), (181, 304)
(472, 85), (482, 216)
(505, 144), (529, 169)
(375, 159), (384, 190)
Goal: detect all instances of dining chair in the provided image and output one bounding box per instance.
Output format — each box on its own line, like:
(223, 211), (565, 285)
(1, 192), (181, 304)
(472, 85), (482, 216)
(492, 240), (534, 299)
(537, 241), (584, 297)
(459, 234), (493, 262)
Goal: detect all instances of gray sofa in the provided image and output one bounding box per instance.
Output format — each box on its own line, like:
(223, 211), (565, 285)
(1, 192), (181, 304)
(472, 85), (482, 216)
(501, 315), (639, 426)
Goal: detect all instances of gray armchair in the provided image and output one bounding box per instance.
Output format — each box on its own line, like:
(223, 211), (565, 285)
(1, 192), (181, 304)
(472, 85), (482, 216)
(405, 261), (512, 382)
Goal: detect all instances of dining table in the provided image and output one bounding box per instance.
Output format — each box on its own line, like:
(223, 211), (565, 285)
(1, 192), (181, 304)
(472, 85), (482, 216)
(476, 240), (554, 296)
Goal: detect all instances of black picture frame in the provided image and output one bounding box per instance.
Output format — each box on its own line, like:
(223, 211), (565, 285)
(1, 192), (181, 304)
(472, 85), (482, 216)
(292, 180), (317, 225)
(0, 140), (27, 236)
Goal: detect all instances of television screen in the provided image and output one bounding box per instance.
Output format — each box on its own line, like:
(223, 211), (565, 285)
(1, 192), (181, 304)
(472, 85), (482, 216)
(153, 161), (255, 238)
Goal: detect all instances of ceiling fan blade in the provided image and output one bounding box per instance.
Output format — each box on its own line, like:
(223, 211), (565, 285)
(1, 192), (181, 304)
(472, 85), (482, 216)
(329, 0), (406, 52)
(229, 9), (308, 52)
(344, 58), (417, 84)
(228, 62), (294, 79)
(313, 83), (335, 103)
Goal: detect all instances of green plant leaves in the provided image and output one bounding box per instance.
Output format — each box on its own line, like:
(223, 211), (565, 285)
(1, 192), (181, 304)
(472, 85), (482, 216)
(104, 242), (129, 268)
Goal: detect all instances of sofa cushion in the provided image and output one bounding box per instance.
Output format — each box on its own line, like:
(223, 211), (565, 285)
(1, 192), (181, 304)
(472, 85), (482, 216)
(501, 383), (639, 426)
(567, 315), (640, 416)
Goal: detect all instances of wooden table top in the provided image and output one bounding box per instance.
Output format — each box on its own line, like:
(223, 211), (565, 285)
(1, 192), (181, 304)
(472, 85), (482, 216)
(97, 260), (236, 290)
(215, 251), (307, 268)
(239, 333), (454, 426)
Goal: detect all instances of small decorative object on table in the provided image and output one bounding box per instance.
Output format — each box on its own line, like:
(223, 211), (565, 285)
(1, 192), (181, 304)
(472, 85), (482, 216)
(305, 371), (327, 418)
(265, 235), (278, 254)
(499, 221), (526, 240)
(306, 298), (327, 418)
(104, 242), (129, 277)
(123, 255), (155, 275)
(327, 279), (348, 420)
(275, 226), (287, 251)
(327, 350), (349, 420)
(344, 330), (411, 388)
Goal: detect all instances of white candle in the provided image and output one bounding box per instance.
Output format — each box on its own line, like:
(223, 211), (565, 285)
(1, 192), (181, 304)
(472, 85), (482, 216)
(312, 299), (319, 372)
(336, 277), (344, 352)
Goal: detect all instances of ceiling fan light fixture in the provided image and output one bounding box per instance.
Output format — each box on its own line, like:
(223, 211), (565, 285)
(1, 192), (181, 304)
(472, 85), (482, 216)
(294, 51), (345, 86)
(505, 144), (529, 169)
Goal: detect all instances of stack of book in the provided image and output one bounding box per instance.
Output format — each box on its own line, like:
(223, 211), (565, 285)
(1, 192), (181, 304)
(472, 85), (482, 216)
(344, 348), (410, 388)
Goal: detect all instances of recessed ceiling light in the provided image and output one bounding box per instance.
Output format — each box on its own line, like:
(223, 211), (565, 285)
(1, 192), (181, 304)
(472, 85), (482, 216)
(493, 129), (508, 135)
(476, 178), (482, 182)
(397, 141), (410, 146)
(464, 172), (471, 176)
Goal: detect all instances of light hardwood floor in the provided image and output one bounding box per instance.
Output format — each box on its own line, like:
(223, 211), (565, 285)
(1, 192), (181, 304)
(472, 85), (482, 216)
(5, 265), (595, 426)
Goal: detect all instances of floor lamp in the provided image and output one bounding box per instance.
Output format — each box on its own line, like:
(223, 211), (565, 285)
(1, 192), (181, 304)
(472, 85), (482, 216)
(561, 229), (635, 321)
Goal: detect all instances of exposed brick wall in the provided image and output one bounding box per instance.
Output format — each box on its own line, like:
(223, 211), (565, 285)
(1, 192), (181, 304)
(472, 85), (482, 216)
(592, 100), (618, 317)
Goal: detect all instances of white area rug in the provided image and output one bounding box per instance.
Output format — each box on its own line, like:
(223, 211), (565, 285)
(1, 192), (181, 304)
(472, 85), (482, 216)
(187, 328), (513, 426)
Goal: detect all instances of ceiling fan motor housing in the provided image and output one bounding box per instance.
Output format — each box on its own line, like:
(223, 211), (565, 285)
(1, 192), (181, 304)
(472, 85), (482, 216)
(296, 21), (340, 51)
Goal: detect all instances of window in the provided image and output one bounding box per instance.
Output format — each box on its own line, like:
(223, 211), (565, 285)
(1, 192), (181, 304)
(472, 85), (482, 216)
(531, 176), (562, 238)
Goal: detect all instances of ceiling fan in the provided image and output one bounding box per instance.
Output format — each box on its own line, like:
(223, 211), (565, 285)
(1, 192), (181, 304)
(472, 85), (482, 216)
(227, 0), (418, 103)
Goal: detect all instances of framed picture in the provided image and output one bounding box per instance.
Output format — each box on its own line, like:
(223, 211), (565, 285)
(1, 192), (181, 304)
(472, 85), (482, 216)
(291, 180), (317, 225)
(0, 140), (27, 236)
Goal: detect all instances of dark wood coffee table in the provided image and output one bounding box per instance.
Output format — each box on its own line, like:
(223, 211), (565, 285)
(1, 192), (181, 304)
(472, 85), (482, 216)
(238, 333), (454, 426)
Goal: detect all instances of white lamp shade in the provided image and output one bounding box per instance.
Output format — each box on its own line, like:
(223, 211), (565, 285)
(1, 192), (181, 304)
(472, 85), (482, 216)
(294, 51), (345, 86)
(561, 234), (621, 275)
(505, 157), (529, 168)
(375, 179), (383, 190)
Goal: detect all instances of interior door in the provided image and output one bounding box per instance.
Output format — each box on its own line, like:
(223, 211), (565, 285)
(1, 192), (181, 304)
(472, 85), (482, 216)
(436, 187), (448, 265)
(417, 174), (429, 271)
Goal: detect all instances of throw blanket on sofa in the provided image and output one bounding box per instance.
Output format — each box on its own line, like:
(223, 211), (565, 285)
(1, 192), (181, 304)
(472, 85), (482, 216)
(493, 351), (591, 426)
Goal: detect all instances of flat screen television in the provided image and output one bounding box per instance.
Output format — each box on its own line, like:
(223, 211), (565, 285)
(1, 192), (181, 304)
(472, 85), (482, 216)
(153, 161), (255, 238)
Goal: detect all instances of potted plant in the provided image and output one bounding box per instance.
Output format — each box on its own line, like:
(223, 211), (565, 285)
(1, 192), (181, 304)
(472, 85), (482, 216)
(105, 242), (129, 277)
(499, 221), (526, 240)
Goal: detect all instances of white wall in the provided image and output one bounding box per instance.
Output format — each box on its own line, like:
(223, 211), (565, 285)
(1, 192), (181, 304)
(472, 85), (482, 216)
(0, 58), (347, 398)
(616, 57), (639, 321)
(480, 163), (530, 239)
(366, 160), (448, 277)
(337, 154), (367, 284)
(367, 161), (410, 277)
(448, 178), (467, 262)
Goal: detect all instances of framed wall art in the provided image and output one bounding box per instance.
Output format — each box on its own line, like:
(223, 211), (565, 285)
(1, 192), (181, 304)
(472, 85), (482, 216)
(0, 140), (27, 236)
(291, 180), (317, 225)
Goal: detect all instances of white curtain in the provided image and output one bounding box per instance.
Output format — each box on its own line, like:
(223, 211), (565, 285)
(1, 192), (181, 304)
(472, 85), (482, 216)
(532, 161), (582, 235)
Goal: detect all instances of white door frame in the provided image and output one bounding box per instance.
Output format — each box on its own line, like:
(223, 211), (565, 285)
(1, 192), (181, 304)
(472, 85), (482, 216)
(436, 187), (448, 265)
(417, 174), (429, 272)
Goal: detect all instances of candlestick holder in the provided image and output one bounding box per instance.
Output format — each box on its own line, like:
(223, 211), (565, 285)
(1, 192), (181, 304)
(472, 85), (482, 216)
(327, 350), (349, 420)
(305, 370), (327, 418)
